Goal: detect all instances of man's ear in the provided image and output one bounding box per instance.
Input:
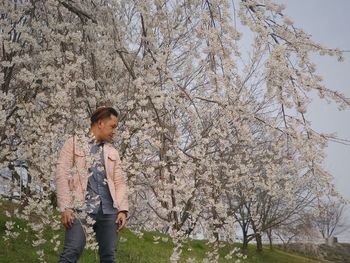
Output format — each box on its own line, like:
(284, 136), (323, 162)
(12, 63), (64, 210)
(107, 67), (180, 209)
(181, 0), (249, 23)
(97, 119), (103, 129)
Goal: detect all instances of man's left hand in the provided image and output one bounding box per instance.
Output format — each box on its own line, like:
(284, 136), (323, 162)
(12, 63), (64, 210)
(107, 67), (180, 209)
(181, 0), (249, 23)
(116, 212), (127, 231)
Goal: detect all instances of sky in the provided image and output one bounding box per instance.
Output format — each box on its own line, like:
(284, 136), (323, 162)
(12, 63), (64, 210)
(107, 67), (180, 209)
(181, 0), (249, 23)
(233, 0), (350, 241)
(271, 0), (350, 240)
(273, 0), (350, 189)
(234, 0), (350, 199)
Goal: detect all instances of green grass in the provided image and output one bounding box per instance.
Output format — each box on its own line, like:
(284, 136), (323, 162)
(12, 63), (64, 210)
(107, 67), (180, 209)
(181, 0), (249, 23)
(0, 200), (327, 263)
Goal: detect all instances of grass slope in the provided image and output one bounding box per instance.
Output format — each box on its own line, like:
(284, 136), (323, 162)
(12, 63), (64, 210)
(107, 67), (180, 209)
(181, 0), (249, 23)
(0, 200), (326, 263)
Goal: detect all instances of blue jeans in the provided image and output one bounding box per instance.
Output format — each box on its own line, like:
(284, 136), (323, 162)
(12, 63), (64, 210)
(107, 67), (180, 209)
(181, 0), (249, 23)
(58, 208), (118, 263)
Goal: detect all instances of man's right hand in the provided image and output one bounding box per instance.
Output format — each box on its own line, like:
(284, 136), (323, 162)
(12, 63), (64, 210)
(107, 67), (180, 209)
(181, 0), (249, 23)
(61, 209), (75, 229)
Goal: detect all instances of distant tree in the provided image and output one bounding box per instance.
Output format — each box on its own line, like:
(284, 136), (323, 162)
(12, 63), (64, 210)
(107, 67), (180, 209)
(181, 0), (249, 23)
(274, 213), (321, 249)
(314, 198), (349, 241)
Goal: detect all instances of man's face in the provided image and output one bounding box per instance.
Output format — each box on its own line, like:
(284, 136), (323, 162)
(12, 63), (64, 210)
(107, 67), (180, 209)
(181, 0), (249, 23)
(97, 115), (118, 142)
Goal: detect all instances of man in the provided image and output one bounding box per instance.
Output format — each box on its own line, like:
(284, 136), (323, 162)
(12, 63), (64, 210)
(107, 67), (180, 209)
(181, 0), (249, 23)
(56, 107), (128, 263)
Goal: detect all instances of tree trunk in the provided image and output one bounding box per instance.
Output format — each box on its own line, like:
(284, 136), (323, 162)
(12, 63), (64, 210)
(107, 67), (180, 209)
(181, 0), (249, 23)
(256, 233), (263, 252)
(267, 229), (273, 250)
(242, 234), (249, 251)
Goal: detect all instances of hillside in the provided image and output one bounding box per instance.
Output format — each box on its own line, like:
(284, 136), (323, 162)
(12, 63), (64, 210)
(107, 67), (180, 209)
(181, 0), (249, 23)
(0, 200), (326, 263)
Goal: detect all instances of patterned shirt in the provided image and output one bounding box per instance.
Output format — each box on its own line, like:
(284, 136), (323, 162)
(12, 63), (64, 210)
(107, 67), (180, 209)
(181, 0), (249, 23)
(85, 141), (118, 214)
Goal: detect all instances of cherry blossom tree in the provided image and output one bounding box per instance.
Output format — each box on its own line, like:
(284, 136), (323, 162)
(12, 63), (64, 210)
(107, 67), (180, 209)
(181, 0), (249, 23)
(1, 0), (349, 261)
(314, 198), (349, 241)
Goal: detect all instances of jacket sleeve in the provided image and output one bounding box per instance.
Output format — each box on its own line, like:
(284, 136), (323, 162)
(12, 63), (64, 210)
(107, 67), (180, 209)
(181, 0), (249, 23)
(55, 137), (74, 212)
(113, 150), (129, 212)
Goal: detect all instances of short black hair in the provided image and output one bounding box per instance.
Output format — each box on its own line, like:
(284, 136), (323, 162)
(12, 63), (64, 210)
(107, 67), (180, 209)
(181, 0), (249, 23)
(90, 107), (119, 126)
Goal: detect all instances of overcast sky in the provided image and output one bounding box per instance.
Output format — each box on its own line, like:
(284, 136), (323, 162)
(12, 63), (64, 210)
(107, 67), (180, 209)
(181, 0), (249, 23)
(233, 0), (350, 240)
(234, 0), (350, 199)
(274, 0), (350, 194)
(271, 2), (350, 194)
(271, 0), (350, 240)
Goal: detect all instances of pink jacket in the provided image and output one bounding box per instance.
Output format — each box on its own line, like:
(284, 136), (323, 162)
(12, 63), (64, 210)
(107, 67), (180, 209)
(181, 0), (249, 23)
(55, 137), (128, 213)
